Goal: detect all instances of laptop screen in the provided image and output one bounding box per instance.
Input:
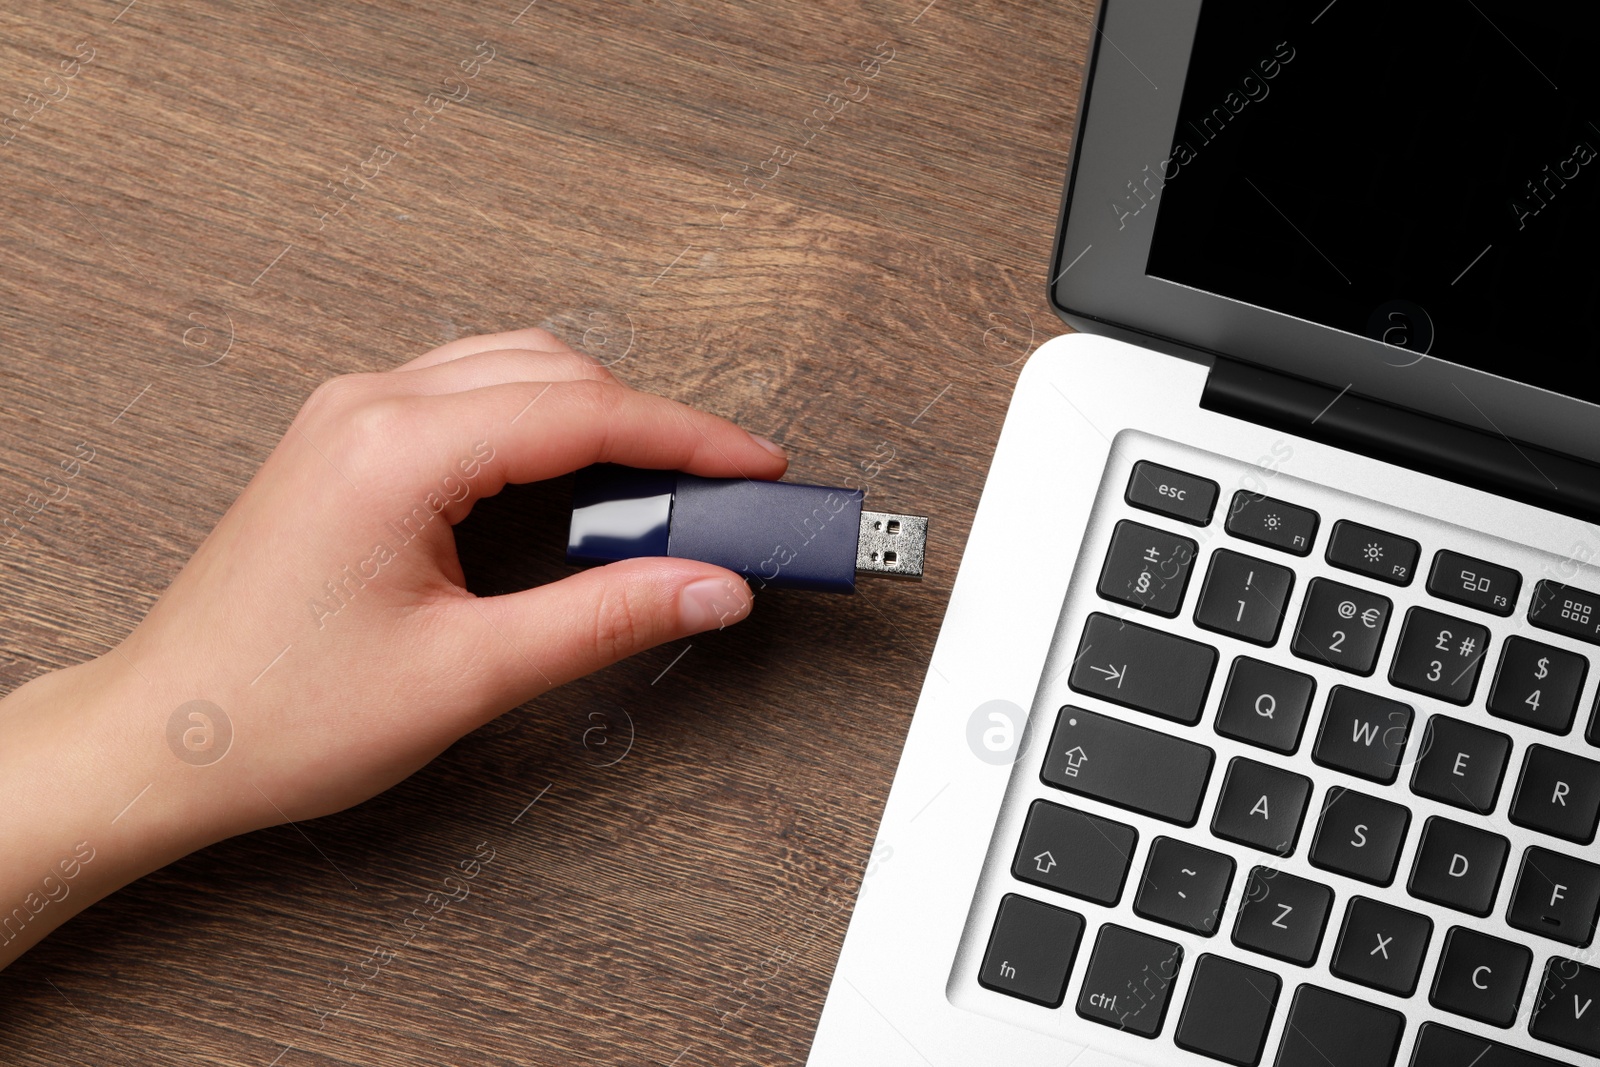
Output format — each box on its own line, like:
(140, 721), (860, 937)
(1145, 1), (1600, 403)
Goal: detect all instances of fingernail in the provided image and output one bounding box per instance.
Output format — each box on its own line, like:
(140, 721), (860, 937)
(679, 576), (750, 632)
(749, 433), (786, 459)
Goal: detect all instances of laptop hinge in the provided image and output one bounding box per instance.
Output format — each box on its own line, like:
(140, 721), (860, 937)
(1200, 358), (1600, 525)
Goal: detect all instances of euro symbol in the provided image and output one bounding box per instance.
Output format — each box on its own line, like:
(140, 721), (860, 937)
(1360, 608), (1381, 629)
(1255, 694), (1276, 718)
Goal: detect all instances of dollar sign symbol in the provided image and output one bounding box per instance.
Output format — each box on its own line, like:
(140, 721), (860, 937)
(1536, 657), (1550, 680)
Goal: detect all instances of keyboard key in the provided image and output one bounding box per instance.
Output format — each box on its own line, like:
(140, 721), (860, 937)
(1309, 787), (1409, 886)
(1509, 745), (1600, 844)
(1488, 636), (1587, 734)
(1329, 896), (1431, 997)
(978, 893), (1084, 1006)
(1074, 924), (1183, 1037)
(1505, 846), (1600, 947)
(1326, 519), (1419, 586)
(1408, 816), (1509, 917)
(1173, 954), (1279, 1066)
(1428, 549), (1521, 616)
(1430, 926), (1531, 1027)
(1068, 613), (1218, 725)
(1096, 520), (1198, 618)
(1274, 984), (1403, 1067)
(1225, 491), (1318, 556)
(1312, 686), (1413, 785)
(1041, 707), (1215, 826)
(1292, 578), (1391, 675)
(1011, 799), (1137, 906)
(1213, 657), (1315, 754)
(1133, 837), (1235, 937)
(1530, 957), (1600, 1057)
(1211, 757), (1312, 856)
(1233, 867), (1333, 966)
(1410, 714), (1511, 815)
(1529, 579), (1600, 645)
(1388, 606), (1491, 705)
(1126, 460), (1217, 526)
(1192, 549), (1295, 646)
(1412, 1022), (1570, 1067)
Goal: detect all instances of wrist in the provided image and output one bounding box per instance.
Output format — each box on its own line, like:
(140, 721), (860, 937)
(0, 654), (230, 966)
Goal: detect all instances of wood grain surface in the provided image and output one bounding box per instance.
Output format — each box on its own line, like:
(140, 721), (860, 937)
(0, 1), (1088, 1062)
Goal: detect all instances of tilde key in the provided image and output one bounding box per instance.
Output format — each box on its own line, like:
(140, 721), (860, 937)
(1069, 612), (1219, 725)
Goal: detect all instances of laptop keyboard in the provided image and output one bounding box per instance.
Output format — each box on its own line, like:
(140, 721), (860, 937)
(959, 439), (1600, 1066)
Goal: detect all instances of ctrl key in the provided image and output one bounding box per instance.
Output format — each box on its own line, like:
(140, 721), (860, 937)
(978, 893), (1084, 1007)
(1075, 924), (1183, 1037)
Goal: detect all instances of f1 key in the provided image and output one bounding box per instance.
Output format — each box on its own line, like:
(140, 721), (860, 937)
(1069, 613), (1218, 725)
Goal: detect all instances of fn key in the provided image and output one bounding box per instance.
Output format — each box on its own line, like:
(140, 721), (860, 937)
(979, 893), (1085, 1007)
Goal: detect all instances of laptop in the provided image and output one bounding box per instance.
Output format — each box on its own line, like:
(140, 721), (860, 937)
(806, 2), (1600, 1064)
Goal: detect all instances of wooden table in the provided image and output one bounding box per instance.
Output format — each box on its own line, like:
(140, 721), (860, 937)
(0, 1), (1088, 1061)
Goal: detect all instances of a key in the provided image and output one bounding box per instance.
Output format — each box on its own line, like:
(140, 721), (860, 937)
(1505, 846), (1600, 947)
(1096, 520), (1198, 618)
(1211, 757), (1311, 856)
(1530, 957), (1600, 1057)
(1291, 577), (1391, 675)
(1408, 816), (1509, 917)
(1232, 866), (1333, 966)
(1192, 549), (1295, 646)
(1509, 745), (1600, 845)
(978, 893), (1085, 1006)
(1412, 1022), (1570, 1067)
(1040, 707), (1215, 826)
(1011, 799), (1138, 906)
(1329, 896), (1432, 997)
(1126, 460), (1218, 526)
(1388, 606), (1491, 705)
(1488, 636), (1588, 734)
(1213, 657), (1315, 754)
(1410, 714), (1511, 815)
(1173, 954), (1279, 1066)
(1074, 924), (1183, 1038)
(1427, 549), (1521, 616)
(1308, 787), (1409, 887)
(1132, 837), (1234, 937)
(1325, 519), (1419, 586)
(1430, 925), (1532, 1027)
(1068, 613), (1218, 725)
(1224, 491), (1318, 556)
(1273, 984), (1404, 1067)
(1528, 580), (1600, 645)
(1311, 686), (1412, 785)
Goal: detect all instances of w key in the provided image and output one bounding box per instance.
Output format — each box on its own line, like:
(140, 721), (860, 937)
(1069, 613), (1219, 725)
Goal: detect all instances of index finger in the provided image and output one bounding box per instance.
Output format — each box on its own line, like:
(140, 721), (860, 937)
(406, 379), (788, 507)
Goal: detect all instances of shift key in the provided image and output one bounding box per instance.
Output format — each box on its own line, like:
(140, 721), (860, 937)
(1069, 613), (1219, 724)
(1042, 707), (1215, 826)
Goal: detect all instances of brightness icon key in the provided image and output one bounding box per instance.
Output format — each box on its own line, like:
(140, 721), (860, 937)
(1225, 492), (1318, 557)
(1326, 519), (1420, 586)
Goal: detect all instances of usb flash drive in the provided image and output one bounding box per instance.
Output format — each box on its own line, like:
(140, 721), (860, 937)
(567, 464), (928, 593)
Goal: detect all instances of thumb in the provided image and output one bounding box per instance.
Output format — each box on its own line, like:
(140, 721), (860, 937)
(460, 557), (754, 705)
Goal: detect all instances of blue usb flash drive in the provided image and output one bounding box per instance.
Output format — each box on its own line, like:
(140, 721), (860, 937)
(567, 464), (928, 593)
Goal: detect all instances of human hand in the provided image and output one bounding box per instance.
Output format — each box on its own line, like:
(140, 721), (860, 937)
(0, 327), (786, 964)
